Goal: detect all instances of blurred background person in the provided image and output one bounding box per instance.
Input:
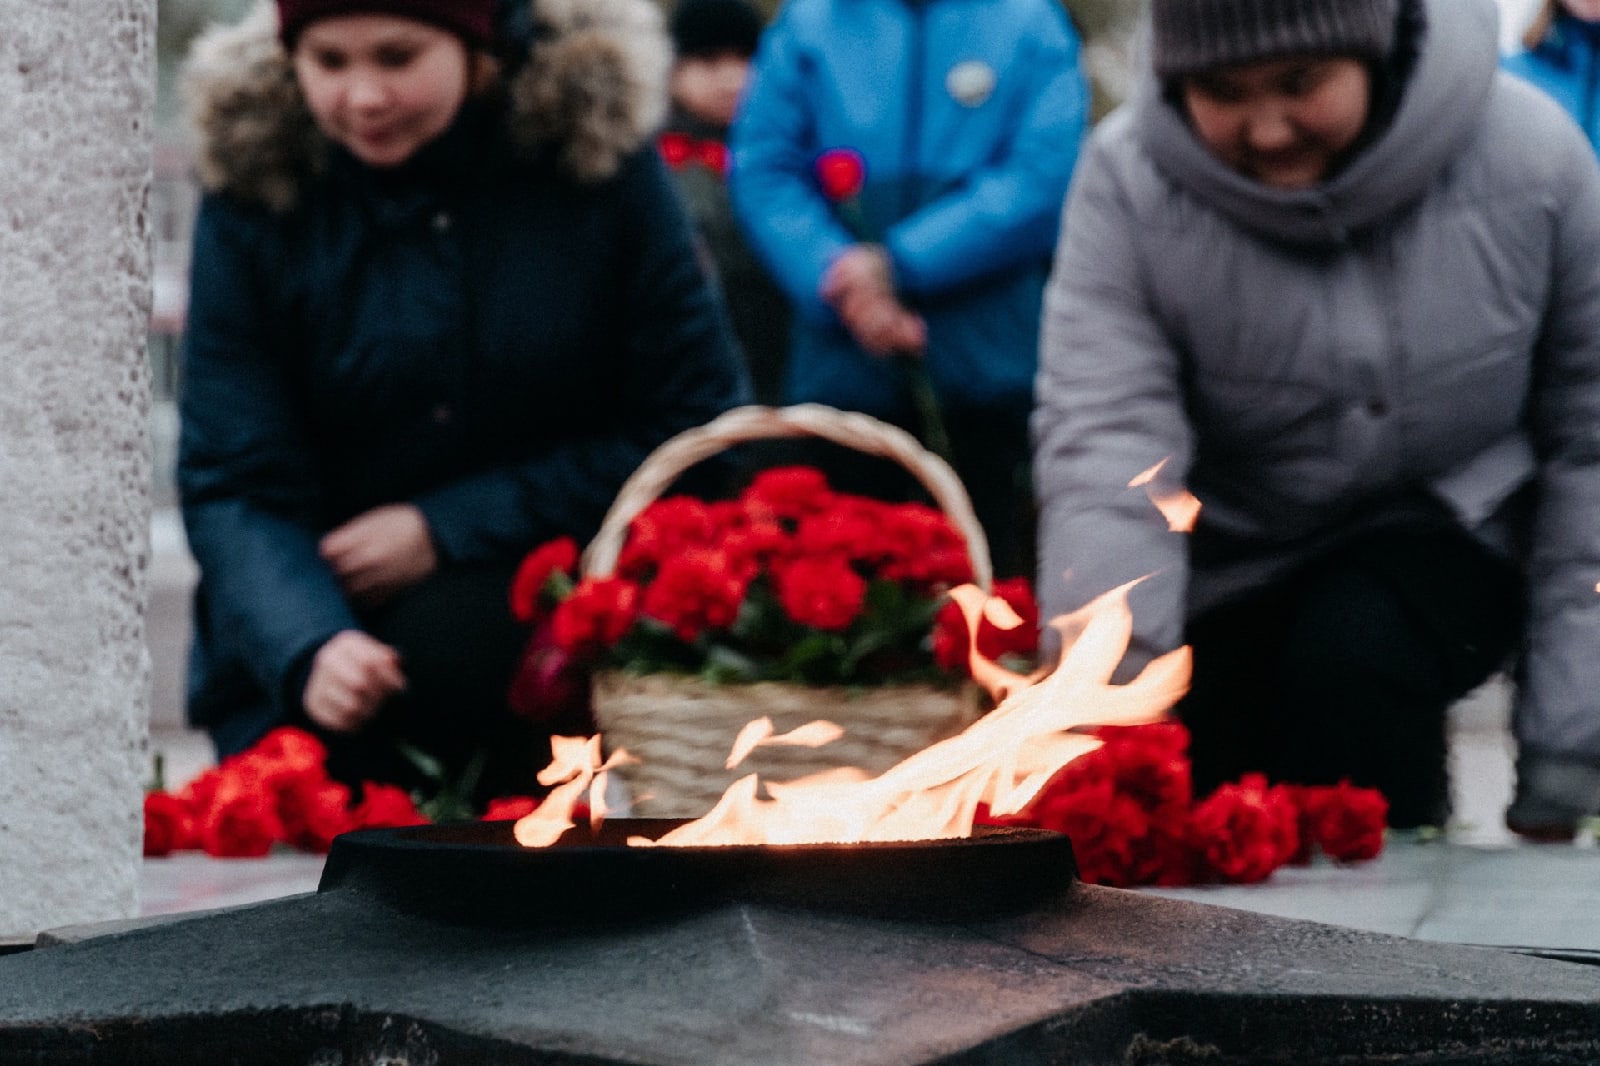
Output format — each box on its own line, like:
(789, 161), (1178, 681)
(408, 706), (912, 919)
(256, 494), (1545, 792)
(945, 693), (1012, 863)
(1504, 0), (1600, 151)
(1035, 0), (1600, 835)
(660, 0), (791, 407)
(729, 0), (1089, 580)
(178, 0), (748, 800)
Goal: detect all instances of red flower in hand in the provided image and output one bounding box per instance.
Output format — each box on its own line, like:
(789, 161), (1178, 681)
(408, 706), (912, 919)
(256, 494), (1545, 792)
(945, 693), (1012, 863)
(815, 147), (866, 202)
(658, 131), (694, 169)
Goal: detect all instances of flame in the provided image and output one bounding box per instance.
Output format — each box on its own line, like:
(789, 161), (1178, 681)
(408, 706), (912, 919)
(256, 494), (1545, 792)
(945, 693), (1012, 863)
(726, 717), (846, 770)
(513, 735), (634, 847)
(513, 582), (1191, 848)
(1128, 458), (1201, 533)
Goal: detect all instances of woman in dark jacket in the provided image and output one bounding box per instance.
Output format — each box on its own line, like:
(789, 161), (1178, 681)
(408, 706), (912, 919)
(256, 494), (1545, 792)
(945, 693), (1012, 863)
(178, 0), (749, 794)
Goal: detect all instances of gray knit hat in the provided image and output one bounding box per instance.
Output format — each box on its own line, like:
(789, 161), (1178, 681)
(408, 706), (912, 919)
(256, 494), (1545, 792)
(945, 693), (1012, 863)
(1150, 0), (1400, 80)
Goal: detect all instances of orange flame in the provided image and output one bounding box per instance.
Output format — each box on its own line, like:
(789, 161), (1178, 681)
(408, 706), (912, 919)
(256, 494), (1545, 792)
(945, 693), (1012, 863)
(1129, 458), (1201, 533)
(513, 583), (1191, 848)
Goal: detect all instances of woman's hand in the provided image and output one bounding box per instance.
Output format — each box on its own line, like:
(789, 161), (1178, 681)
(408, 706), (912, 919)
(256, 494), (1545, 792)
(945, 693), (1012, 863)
(821, 244), (926, 357)
(302, 629), (407, 733)
(319, 503), (439, 608)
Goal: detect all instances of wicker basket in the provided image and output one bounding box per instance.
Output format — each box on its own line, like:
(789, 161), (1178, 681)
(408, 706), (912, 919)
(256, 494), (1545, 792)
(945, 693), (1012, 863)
(583, 404), (993, 817)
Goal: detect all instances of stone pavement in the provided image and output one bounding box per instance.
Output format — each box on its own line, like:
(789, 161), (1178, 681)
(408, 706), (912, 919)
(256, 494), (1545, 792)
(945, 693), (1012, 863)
(140, 516), (1600, 957)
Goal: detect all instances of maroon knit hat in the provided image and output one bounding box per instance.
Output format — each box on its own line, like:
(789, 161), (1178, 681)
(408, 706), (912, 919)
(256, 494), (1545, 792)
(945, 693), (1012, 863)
(277, 0), (499, 48)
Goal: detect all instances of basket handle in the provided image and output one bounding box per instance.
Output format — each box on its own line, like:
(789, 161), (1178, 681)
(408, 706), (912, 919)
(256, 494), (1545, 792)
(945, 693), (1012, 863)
(582, 404), (993, 590)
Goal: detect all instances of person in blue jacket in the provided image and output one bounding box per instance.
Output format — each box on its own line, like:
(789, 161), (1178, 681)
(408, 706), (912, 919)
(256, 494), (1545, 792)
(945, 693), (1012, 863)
(728, 0), (1089, 579)
(178, 0), (749, 797)
(1504, 0), (1600, 150)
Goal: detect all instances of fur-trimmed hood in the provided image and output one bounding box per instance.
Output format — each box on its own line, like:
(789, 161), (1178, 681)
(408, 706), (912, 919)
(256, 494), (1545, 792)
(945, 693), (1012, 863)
(181, 0), (672, 213)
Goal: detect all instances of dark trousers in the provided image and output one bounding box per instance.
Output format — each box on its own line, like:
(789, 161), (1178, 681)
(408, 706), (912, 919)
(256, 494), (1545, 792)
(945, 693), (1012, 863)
(1178, 526), (1523, 828)
(314, 564), (553, 804)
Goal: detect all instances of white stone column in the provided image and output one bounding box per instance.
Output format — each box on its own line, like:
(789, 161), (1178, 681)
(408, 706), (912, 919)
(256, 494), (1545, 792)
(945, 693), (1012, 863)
(0, 0), (154, 937)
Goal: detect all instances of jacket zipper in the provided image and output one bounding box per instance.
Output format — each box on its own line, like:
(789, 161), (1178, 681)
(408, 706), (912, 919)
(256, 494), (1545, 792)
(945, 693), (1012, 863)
(899, 0), (926, 227)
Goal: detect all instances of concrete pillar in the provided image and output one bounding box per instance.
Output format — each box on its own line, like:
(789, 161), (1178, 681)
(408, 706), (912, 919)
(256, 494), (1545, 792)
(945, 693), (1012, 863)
(0, 0), (154, 937)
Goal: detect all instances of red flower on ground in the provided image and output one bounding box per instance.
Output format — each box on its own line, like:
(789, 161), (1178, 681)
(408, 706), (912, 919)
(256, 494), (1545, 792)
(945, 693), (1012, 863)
(276, 776), (354, 854)
(197, 771), (284, 858)
(774, 555), (868, 631)
(815, 147), (866, 202)
(551, 576), (640, 657)
(509, 536), (579, 623)
(349, 782), (427, 829)
(250, 727), (328, 775)
(482, 796), (540, 821)
(143, 791), (195, 857)
(1302, 781), (1388, 863)
(1189, 773), (1300, 884)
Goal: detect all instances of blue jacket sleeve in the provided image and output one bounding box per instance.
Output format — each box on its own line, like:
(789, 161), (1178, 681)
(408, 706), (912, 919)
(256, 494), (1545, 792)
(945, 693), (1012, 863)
(413, 151), (751, 562)
(178, 195), (360, 704)
(884, 8), (1088, 295)
(728, 7), (856, 322)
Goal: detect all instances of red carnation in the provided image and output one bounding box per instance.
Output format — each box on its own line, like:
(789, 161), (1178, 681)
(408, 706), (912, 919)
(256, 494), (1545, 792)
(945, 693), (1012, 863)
(792, 503), (885, 567)
(143, 791), (195, 857)
(874, 503), (973, 587)
(741, 466), (836, 521)
(482, 796), (540, 821)
(251, 727), (328, 775)
(507, 615), (592, 724)
(551, 576), (640, 657)
(1303, 781), (1388, 863)
(617, 497), (722, 578)
(815, 147), (866, 202)
(639, 549), (748, 643)
(931, 601), (969, 672)
(197, 771), (283, 858)
(1189, 774), (1300, 884)
(1026, 778), (1153, 887)
(509, 536), (579, 623)
(276, 776), (354, 853)
(658, 131), (693, 169)
(976, 577), (1040, 660)
(698, 139), (731, 176)
(349, 782), (427, 829)
(774, 555), (867, 631)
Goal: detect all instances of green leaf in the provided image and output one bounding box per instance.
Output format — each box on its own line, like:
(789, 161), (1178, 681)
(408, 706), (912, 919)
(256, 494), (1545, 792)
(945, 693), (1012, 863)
(391, 739), (446, 784)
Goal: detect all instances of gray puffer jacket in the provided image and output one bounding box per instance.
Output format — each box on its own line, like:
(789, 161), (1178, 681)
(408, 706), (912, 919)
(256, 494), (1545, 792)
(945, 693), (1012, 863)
(1035, 0), (1600, 778)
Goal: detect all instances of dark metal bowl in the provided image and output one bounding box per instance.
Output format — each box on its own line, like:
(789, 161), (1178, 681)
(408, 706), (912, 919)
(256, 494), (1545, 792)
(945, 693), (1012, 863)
(318, 819), (1076, 926)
